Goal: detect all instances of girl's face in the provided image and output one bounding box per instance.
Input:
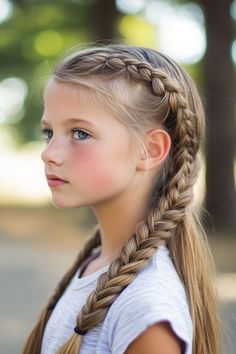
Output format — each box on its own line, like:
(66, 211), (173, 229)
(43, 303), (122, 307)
(41, 79), (139, 209)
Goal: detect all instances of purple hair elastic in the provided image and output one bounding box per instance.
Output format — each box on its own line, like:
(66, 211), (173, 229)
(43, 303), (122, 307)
(74, 325), (87, 336)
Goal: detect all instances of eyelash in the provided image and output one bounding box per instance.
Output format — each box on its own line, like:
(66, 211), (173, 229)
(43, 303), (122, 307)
(41, 128), (91, 141)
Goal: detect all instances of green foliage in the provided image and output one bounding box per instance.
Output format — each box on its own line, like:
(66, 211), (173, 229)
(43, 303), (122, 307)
(0, 0), (92, 145)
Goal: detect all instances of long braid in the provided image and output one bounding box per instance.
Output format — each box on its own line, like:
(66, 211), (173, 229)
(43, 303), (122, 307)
(56, 52), (205, 353)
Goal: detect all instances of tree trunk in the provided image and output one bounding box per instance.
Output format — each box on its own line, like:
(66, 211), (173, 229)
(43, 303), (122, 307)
(88, 0), (121, 44)
(201, 0), (236, 232)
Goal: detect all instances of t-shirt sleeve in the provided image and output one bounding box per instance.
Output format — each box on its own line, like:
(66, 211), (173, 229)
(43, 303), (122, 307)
(107, 289), (192, 354)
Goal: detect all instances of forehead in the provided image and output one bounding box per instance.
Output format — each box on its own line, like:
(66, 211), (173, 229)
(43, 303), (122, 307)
(44, 78), (96, 104)
(44, 79), (107, 117)
(42, 79), (130, 132)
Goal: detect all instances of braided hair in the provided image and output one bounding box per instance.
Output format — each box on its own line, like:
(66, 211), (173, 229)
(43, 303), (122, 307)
(22, 44), (221, 354)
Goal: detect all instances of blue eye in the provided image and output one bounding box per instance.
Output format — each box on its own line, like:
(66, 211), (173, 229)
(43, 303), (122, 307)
(41, 129), (53, 140)
(72, 129), (91, 140)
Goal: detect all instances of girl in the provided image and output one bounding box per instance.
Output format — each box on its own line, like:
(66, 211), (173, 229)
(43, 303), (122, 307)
(22, 44), (221, 354)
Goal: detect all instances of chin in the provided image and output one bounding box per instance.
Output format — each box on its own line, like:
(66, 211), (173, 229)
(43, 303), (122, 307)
(51, 196), (89, 209)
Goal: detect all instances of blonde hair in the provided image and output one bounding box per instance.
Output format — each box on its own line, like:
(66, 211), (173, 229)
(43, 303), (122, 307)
(22, 44), (221, 354)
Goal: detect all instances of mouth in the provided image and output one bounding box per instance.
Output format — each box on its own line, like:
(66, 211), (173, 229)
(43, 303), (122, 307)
(46, 174), (69, 188)
(47, 179), (68, 188)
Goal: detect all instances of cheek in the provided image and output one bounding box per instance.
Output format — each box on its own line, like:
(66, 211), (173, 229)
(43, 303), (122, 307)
(70, 142), (132, 191)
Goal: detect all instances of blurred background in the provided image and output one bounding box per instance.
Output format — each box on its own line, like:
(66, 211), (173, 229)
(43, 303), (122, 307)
(0, 0), (235, 353)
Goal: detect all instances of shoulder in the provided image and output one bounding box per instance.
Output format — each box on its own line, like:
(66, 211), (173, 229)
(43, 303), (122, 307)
(109, 244), (191, 323)
(106, 244), (192, 354)
(124, 321), (184, 354)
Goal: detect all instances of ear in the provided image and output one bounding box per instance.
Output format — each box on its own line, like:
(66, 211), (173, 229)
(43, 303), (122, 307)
(137, 128), (171, 171)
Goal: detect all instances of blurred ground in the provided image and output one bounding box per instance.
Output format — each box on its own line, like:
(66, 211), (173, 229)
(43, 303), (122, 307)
(0, 206), (235, 354)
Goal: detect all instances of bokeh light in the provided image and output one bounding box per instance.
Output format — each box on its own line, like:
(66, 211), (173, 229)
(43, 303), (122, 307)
(0, 0), (13, 23)
(231, 40), (236, 65)
(116, 0), (145, 14)
(34, 30), (64, 57)
(230, 0), (236, 20)
(119, 15), (157, 48)
(145, 1), (206, 64)
(0, 78), (28, 124)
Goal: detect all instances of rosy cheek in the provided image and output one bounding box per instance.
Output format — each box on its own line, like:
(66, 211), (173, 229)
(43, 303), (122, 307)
(71, 145), (116, 191)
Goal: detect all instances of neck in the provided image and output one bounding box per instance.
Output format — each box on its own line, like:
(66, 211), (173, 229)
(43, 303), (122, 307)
(91, 185), (150, 262)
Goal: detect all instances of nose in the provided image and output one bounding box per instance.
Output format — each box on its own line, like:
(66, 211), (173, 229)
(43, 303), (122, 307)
(41, 140), (64, 165)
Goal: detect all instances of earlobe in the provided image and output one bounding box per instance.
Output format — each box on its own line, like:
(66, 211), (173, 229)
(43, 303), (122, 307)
(137, 129), (171, 171)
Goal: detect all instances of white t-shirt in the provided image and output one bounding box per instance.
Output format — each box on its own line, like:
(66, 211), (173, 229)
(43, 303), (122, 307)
(41, 244), (193, 354)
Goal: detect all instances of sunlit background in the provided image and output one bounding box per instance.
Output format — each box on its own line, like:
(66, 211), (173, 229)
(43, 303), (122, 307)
(0, 0), (236, 353)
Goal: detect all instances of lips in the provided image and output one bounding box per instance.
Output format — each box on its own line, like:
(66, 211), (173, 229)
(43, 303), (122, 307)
(46, 174), (68, 187)
(46, 173), (67, 181)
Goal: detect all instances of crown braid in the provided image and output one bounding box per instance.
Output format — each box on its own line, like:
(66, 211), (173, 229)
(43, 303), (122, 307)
(54, 51), (202, 353)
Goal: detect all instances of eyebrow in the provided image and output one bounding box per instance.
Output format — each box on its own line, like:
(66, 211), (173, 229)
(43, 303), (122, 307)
(40, 117), (97, 128)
